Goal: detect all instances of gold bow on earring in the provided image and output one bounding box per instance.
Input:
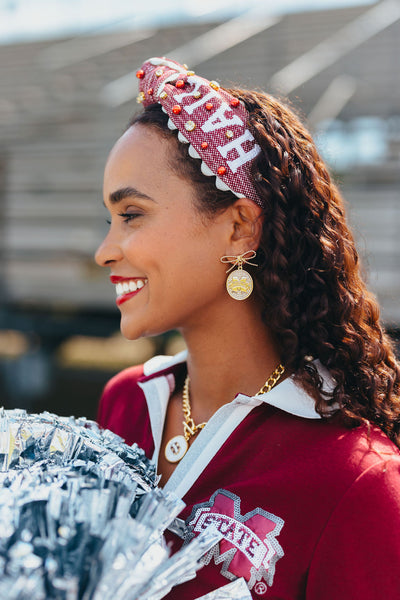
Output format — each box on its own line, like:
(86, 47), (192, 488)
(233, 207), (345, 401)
(220, 250), (257, 300)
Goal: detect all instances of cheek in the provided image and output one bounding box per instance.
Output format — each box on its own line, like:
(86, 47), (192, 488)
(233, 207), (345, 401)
(174, 250), (227, 297)
(121, 229), (157, 262)
(120, 212), (224, 283)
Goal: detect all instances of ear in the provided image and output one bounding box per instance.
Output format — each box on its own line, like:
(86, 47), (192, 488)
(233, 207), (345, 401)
(228, 198), (264, 253)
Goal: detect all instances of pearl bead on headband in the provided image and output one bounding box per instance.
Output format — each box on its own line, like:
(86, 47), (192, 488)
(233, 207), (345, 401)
(136, 57), (263, 207)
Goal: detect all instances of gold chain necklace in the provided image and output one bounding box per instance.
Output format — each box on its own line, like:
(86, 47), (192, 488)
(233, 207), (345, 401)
(164, 363), (285, 463)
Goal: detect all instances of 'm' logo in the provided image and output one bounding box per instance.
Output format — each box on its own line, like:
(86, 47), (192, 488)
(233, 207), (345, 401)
(186, 489), (284, 592)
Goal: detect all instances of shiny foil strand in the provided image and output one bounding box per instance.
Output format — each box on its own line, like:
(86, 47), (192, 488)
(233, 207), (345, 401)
(0, 408), (226, 599)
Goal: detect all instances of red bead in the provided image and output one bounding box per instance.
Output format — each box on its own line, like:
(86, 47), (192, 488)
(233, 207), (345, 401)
(172, 105), (182, 114)
(217, 166), (226, 176)
(136, 69), (145, 79)
(201, 141), (208, 149)
(205, 102), (213, 111)
(175, 79), (185, 88)
(230, 97), (240, 107)
(147, 88), (153, 95)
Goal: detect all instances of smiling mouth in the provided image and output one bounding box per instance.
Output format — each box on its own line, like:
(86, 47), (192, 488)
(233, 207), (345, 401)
(114, 278), (148, 306)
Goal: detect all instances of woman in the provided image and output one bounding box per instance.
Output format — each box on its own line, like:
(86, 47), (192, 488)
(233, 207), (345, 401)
(96, 57), (400, 599)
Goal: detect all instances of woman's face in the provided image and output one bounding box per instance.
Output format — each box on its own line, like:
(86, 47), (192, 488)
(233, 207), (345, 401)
(96, 124), (230, 340)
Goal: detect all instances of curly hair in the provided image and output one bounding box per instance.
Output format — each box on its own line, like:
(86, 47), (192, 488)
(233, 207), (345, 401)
(129, 90), (400, 448)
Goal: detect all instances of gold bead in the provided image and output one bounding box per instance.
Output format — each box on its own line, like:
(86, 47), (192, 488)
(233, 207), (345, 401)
(193, 91), (201, 99)
(136, 92), (145, 104)
(155, 69), (163, 77)
(226, 130), (234, 139)
(187, 70), (195, 76)
(159, 91), (168, 99)
(210, 80), (220, 90)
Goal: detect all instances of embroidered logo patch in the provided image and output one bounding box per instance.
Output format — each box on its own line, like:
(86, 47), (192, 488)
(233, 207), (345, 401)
(186, 489), (284, 592)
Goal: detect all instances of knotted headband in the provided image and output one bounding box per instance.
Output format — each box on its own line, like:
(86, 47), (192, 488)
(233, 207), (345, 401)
(135, 57), (263, 207)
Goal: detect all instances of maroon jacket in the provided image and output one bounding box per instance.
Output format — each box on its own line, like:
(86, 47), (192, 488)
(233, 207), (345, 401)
(98, 352), (400, 599)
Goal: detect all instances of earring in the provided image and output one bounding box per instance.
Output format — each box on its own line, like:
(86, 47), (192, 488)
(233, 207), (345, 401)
(220, 250), (257, 301)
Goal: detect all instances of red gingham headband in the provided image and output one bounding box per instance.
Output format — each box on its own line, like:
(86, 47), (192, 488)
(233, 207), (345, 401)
(135, 57), (263, 207)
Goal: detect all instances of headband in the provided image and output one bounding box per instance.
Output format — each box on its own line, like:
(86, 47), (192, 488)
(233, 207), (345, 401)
(135, 57), (263, 207)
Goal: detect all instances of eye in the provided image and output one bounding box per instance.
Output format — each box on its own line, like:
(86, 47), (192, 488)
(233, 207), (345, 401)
(118, 212), (141, 223)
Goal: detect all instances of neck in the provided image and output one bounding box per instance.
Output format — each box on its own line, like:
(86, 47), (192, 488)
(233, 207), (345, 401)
(179, 298), (282, 423)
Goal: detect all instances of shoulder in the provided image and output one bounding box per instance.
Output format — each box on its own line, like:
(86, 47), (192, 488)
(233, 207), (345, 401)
(99, 351), (186, 410)
(104, 363), (145, 392)
(306, 416), (399, 483)
(102, 363), (145, 397)
(96, 351), (187, 432)
(263, 407), (400, 509)
(306, 448), (400, 598)
(97, 364), (146, 430)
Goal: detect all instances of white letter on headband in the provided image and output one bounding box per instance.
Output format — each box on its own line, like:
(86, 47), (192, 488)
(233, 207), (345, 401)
(135, 57), (263, 207)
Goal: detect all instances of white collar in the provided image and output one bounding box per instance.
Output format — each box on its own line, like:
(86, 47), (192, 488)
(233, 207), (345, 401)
(139, 351), (334, 498)
(143, 350), (189, 376)
(143, 350), (334, 420)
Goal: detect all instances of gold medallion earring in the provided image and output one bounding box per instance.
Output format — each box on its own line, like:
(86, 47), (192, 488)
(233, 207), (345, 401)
(220, 250), (257, 301)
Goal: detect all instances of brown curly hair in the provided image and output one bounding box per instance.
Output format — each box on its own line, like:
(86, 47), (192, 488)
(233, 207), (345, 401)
(130, 89), (400, 448)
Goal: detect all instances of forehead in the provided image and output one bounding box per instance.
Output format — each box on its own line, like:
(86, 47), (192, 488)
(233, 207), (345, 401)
(105, 125), (169, 181)
(103, 124), (200, 211)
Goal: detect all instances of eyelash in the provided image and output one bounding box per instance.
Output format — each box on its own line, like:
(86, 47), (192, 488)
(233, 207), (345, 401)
(119, 212), (139, 223)
(106, 213), (140, 225)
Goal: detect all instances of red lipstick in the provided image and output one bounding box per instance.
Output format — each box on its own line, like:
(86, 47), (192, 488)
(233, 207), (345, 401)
(116, 289), (143, 306)
(110, 275), (148, 306)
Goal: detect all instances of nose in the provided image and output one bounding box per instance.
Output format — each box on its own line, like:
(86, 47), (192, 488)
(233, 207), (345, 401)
(95, 230), (123, 267)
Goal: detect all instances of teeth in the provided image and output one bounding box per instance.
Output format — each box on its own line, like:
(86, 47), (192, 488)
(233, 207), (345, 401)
(115, 279), (147, 297)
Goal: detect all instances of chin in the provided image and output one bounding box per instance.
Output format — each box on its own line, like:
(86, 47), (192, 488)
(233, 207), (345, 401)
(119, 325), (144, 341)
(119, 316), (165, 341)
(119, 315), (143, 341)
(118, 303), (183, 341)
(120, 330), (141, 341)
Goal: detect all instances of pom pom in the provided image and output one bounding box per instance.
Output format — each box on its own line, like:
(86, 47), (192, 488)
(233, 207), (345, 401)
(0, 408), (221, 599)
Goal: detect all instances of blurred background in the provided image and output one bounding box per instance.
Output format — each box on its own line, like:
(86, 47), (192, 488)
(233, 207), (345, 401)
(0, 0), (399, 419)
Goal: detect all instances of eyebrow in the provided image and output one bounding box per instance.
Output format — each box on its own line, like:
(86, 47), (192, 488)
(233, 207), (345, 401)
(108, 186), (154, 205)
